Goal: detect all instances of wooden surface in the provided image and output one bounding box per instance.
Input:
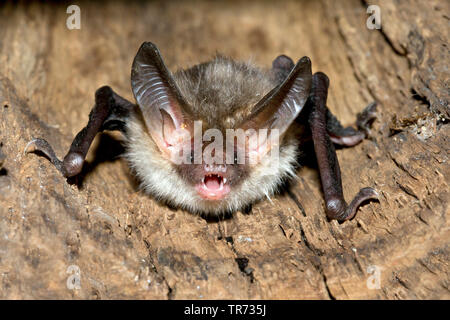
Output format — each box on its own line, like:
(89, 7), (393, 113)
(0, 0), (448, 299)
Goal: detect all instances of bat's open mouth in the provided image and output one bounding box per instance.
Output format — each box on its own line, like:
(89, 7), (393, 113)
(195, 173), (231, 200)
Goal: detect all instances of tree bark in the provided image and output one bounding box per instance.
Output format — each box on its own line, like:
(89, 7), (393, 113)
(0, 0), (448, 299)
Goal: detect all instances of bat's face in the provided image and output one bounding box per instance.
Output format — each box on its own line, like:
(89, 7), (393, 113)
(126, 116), (300, 214)
(127, 43), (312, 215)
(177, 157), (247, 202)
(173, 131), (300, 207)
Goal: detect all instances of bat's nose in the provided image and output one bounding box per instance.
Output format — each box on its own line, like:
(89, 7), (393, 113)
(204, 163), (227, 173)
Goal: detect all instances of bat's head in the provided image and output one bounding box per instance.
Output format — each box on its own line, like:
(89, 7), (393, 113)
(127, 42), (312, 215)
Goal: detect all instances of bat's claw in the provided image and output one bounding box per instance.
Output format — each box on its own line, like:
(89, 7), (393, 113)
(25, 138), (64, 174)
(338, 187), (379, 222)
(357, 102), (377, 137)
(326, 102), (375, 147)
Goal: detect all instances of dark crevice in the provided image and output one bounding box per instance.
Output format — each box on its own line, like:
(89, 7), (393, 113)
(415, 213), (429, 226)
(396, 181), (419, 200)
(167, 286), (174, 300)
(411, 88), (431, 107)
(295, 220), (337, 299)
(142, 239), (174, 300)
(322, 273), (336, 300)
(298, 220), (324, 257)
(286, 189), (307, 217)
(394, 274), (411, 290)
(376, 27), (407, 57)
(417, 259), (437, 276)
(0, 142), (5, 173)
(241, 204), (253, 215)
(389, 154), (419, 181)
(279, 224), (287, 237)
(235, 257), (255, 283)
(217, 224), (256, 284)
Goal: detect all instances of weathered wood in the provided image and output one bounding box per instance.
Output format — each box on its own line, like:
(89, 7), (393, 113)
(0, 0), (448, 299)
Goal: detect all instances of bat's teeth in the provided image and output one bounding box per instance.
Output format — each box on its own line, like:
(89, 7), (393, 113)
(196, 173), (230, 200)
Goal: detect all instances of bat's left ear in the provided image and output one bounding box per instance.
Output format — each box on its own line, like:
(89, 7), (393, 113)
(240, 56), (312, 158)
(131, 42), (193, 159)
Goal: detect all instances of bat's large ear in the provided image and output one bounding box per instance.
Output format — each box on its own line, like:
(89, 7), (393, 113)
(241, 56), (312, 158)
(131, 42), (192, 158)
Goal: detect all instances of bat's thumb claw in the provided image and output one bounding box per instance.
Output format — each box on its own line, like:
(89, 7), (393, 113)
(24, 139), (38, 155)
(24, 138), (63, 173)
(340, 187), (379, 222)
(357, 102), (378, 135)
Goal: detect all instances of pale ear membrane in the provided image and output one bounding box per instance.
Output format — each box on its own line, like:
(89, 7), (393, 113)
(241, 56), (312, 158)
(131, 42), (192, 157)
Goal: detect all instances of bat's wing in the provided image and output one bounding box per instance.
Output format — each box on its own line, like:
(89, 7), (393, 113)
(26, 86), (135, 177)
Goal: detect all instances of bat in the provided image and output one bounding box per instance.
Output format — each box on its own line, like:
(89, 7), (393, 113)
(26, 42), (378, 221)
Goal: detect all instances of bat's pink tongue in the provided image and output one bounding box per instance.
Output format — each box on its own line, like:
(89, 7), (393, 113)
(204, 175), (221, 190)
(196, 174), (230, 200)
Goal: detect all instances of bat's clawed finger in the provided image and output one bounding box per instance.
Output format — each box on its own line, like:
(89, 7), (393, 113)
(330, 187), (379, 222)
(329, 131), (365, 147)
(25, 138), (64, 174)
(357, 102), (378, 136)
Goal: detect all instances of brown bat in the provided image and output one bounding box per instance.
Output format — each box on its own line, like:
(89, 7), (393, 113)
(26, 42), (378, 221)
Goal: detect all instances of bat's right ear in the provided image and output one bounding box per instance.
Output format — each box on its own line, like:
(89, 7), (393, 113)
(131, 42), (192, 159)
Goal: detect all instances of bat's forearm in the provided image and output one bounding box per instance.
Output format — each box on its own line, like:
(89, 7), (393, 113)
(26, 86), (134, 178)
(308, 72), (378, 221)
